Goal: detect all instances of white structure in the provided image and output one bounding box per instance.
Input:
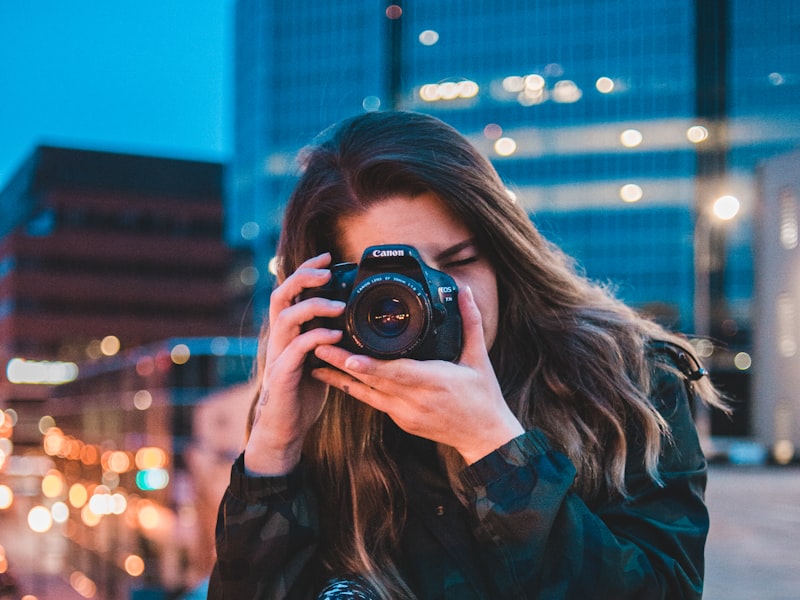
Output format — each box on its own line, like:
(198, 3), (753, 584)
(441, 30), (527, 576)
(753, 148), (800, 463)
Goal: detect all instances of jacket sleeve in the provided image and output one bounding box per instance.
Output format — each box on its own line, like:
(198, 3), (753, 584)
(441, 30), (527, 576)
(458, 368), (708, 600)
(207, 455), (319, 600)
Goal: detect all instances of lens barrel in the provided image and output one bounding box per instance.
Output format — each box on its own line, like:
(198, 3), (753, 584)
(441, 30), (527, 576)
(347, 274), (431, 358)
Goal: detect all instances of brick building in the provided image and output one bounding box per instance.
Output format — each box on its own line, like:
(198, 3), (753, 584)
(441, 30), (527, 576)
(0, 145), (254, 401)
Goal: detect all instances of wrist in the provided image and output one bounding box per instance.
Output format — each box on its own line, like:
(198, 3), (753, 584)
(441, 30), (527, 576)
(243, 436), (303, 476)
(458, 419), (525, 465)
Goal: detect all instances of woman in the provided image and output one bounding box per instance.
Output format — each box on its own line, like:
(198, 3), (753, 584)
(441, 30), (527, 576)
(209, 111), (722, 599)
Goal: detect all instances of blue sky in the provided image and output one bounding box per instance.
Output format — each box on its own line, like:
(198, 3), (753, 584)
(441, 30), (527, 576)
(0, 0), (233, 188)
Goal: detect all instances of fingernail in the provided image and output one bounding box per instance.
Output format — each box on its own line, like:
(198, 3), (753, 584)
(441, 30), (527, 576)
(315, 345), (332, 359)
(344, 356), (367, 371)
(314, 333), (341, 348)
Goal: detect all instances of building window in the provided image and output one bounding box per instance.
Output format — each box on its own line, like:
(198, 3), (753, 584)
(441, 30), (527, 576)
(777, 292), (797, 357)
(779, 187), (798, 250)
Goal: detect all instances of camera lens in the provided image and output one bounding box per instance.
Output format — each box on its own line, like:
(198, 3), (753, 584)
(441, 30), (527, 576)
(368, 296), (410, 337)
(347, 275), (431, 358)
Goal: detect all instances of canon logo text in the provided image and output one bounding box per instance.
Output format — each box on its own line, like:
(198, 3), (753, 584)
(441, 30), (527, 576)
(371, 248), (405, 258)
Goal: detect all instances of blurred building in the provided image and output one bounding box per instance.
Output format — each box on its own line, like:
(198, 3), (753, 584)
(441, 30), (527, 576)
(229, 0), (800, 444)
(0, 146), (263, 596)
(0, 338), (255, 599)
(753, 148), (800, 461)
(0, 145), (255, 411)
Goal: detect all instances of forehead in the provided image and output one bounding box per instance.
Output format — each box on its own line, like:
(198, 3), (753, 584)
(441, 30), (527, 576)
(335, 192), (472, 262)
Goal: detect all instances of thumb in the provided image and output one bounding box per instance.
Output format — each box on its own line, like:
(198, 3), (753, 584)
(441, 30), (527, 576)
(457, 285), (489, 366)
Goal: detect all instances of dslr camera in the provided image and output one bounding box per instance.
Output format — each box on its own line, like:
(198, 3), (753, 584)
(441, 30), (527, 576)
(300, 244), (462, 361)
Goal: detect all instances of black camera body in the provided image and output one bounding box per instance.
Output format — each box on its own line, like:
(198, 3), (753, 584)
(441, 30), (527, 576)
(300, 244), (462, 362)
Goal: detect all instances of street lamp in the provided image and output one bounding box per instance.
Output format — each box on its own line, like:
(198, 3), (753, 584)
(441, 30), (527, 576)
(693, 194), (740, 452)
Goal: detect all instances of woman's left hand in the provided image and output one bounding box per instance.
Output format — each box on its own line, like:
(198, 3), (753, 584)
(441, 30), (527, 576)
(310, 286), (524, 464)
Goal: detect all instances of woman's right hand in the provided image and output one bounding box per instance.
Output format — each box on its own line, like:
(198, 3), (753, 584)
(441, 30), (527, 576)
(244, 252), (345, 476)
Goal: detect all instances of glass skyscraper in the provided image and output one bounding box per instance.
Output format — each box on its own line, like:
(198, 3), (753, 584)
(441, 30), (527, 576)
(231, 0), (800, 433)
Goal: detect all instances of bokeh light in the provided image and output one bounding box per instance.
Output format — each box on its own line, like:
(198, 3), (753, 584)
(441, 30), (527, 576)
(42, 469), (65, 498)
(38, 416), (56, 434)
(240, 221), (260, 240)
(210, 336), (230, 356)
(419, 80), (479, 102)
(69, 571), (97, 598)
(170, 344), (191, 365)
(596, 76), (615, 93)
(28, 505), (54, 533)
(125, 554), (145, 577)
(362, 95), (381, 112)
(734, 352), (752, 370)
(100, 335), (121, 356)
(137, 501), (161, 529)
(81, 503), (102, 527)
(240, 266), (259, 286)
(687, 125), (709, 143)
(494, 137), (517, 157)
(80, 444), (100, 465)
(552, 80), (582, 103)
(135, 446), (168, 470)
(69, 483), (89, 508)
(418, 29), (439, 45)
(385, 4), (402, 19)
(268, 256), (280, 276)
(712, 195), (740, 221)
(620, 183), (644, 203)
(136, 468), (169, 491)
(483, 123), (502, 139)
(136, 356), (155, 377)
(0, 485), (13, 509)
(773, 440), (794, 465)
(51, 501), (70, 523)
(620, 128), (643, 148)
(107, 450), (132, 473)
(133, 390), (153, 410)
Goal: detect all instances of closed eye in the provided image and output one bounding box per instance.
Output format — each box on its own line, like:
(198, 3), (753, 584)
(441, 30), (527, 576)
(444, 256), (478, 269)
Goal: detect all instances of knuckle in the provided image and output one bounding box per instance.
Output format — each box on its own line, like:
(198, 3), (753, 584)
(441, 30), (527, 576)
(306, 296), (333, 310)
(270, 307), (294, 329)
(269, 285), (284, 304)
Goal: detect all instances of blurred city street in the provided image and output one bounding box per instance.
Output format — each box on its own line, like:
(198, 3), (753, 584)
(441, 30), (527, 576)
(1, 1), (799, 598)
(1, 462), (796, 599)
(705, 464), (800, 600)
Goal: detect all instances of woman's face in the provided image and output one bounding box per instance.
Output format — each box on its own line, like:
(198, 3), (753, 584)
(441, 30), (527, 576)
(335, 191), (499, 350)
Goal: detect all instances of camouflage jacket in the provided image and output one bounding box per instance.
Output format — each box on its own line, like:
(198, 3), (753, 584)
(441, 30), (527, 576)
(209, 364), (708, 599)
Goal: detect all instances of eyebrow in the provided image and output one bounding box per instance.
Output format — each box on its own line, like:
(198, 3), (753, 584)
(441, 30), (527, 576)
(434, 238), (477, 262)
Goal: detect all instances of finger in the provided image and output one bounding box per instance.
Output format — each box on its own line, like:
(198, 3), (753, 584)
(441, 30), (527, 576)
(297, 252), (333, 270)
(269, 253), (333, 315)
(310, 366), (394, 412)
(267, 328), (343, 380)
(312, 345), (386, 384)
(456, 286), (489, 366)
(314, 344), (441, 393)
(265, 297), (344, 359)
(271, 297), (345, 333)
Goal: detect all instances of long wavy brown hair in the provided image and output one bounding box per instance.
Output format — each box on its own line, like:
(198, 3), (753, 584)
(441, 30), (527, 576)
(254, 110), (721, 598)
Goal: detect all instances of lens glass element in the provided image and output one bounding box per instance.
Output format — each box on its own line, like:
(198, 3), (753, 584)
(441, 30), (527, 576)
(348, 275), (431, 358)
(368, 296), (410, 337)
